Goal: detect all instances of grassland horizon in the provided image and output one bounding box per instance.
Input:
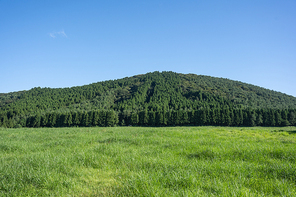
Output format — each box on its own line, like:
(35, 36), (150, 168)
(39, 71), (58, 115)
(0, 126), (295, 196)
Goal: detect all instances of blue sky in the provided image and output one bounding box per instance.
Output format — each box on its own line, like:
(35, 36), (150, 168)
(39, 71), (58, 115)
(1, 0), (295, 97)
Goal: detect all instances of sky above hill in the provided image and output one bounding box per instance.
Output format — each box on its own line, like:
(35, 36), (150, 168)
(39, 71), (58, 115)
(1, 0), (296, 97)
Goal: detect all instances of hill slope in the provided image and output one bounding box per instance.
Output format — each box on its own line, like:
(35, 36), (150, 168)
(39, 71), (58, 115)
(1, 71), (296, 127)
(1, 71), (296, 112)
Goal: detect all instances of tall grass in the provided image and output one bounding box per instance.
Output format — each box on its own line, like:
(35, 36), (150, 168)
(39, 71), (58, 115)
(0, 126), (295, 196)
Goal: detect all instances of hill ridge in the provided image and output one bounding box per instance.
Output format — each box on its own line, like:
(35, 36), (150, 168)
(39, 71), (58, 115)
(0, 71), (296, 128)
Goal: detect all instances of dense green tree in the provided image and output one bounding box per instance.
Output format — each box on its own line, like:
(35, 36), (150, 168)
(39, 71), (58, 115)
(281, 110), (290, 126)
(1, 71), (296, 128)
(222, 107), (231, 126)
(98, 111), (106, 127)
(81, 112), (90, 127)
(139, 109), (149, 126)
(288, 110), (296, 126)
(233, 109), (242, 126)
(167, 110), (173, 126)
(92, 110), (100, 126)
(148, 111), (155, 126)
(256, 110), (263, 126)
(48, 113), (57, 127)
(33, 114), (41, 128)
(274, 110), (282, 126)
(210, 109), (217, 126)
(269, 110), (276, 126)
(199, 109), (207, 125)
(182, 110), (189, 125)
(130, 112), (139, 126)
(65, 112), (72, 127)
(41, 114), (49, 127)
(249, 109), (257, 127)
(88, 111), (94, 126)
(105, 110), (118, 127)
(7, 118), (14, 128)
(73, 112), (81, 126)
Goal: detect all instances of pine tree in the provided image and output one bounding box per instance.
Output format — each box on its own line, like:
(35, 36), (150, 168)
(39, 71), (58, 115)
(239, 109), (244, 126)
(41, 113), (49, 127)
(93, 110), (99, 126)
(26, 116), (33, 127)
(243, 111), (249, 126)
(139, 109), (148, 126)
(249, 109), (257, 127)
(201, 109), (207, 125)
(211, 109), (217, 126)
(105, 110), (118, 127)
(234, 109), (241, 126)
(120, 119), (125, 126)
(163, 110), (168, 126)
(269, 109), (276, 126)
(148, 111), (155, 126)
(130, 112), (139, 126)
(49, 113), (57, 127)
(288, 110), (296, 126)
(167, 110), (173, 126)
(171, 110), (180, 126)
(33, 114), (41, 128)
(263, 110), (269, 126)
(98, 110), (106, 126)
(7, 118), (14, 128)
(274, 110), (282, 126)
(256, 110), (263, 126)
(281, 110), (290, 126)
(193, 110), (201, 126)
(88, 111), (94, 126)
(155, 111), (162, 126)
(73, 112), (80, 126)
(66, 112), (73, 127)
(19, 116), (27, 127)
(62, 113), (69, 127)
(229, 109), (234, 126)
(82, 111), (89, 127)
(177, 110), (184, 125)
(183, 110), (189, 126)
(144, 109), (149, 125)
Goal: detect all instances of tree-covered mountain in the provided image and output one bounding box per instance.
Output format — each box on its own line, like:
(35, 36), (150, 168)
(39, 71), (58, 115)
(1, 71), (296, 128)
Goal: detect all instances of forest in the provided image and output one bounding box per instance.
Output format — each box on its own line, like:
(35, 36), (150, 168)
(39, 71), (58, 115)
(1, 71), (296, 128)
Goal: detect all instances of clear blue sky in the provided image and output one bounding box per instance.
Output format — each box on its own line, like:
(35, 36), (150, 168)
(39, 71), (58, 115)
(1, 0), (295, 97)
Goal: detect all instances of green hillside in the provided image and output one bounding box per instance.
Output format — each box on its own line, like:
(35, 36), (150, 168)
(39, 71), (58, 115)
(1, 71), (296, 127)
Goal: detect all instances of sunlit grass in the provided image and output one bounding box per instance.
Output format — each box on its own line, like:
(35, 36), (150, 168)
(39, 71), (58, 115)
(0, 126), (295, 196)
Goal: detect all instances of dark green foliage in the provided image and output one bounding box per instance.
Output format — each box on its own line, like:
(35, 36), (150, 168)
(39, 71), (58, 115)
(130, 112), (139, 126)
(105, 110), (118, 127)
(288, 110), (296, 126)
(139, 109), (149, 126)
(72, 112), (80, 126)
(81, 111), (90, 127)
(49, 113), (57, 127)
(98, 110), (106, 126)
(0, 71), (296, 128)
(15, 107), (296, 128)
(148, 111), (156, 126)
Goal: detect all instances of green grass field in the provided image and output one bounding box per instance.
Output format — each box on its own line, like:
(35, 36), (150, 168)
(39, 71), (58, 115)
(0, 126), (296, 196)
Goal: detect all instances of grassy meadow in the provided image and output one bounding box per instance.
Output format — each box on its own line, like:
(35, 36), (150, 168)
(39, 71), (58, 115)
(0, 126), (296, 196)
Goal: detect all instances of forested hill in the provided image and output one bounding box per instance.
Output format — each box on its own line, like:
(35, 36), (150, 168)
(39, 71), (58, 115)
(1, 71), (296, 128)
(1, 71), (296, 112)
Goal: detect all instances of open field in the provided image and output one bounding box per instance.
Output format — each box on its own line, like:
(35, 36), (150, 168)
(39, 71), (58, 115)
(0, 126), (296, 196)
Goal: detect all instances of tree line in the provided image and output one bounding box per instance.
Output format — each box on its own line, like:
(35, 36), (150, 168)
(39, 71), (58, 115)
(1, 108), (295, 128)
